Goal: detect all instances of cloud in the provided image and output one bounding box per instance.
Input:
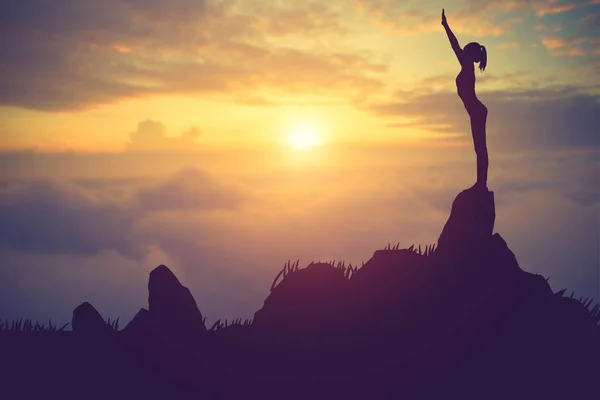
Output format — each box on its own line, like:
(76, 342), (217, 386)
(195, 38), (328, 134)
(532, 1), (600, 69)
(133, 46), (387, 105)
(134, 168), (244, 212)
(529, 0), (599, 17)
(0, 0), (210, 110)
(541, 35), (600, 58)
(370, 84), (600, 150)
(356, 0), (599, 38)
(491, 149), (599, 208)
(0, 144), (597, 325)
(580, 11), (600, 24)
(0, 166), (244, 258)
(356, 0), (524, 36)
(535, 22), (565, 33)
(0, 248), (157, 324)
(495, 187), (599, 300)
(126, 120), (202, 153)
(0, 179), (146, 259)
(74, 177), (146, 190)
(498, 41), (520, 50)
(223, 1), (345, 37)
(149, 228), (276, 323)
(0, 0), (385, 111)
(0, 0), (209, 42)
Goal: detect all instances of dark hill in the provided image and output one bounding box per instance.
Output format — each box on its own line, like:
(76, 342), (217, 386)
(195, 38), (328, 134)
(1, 186), (598, 400)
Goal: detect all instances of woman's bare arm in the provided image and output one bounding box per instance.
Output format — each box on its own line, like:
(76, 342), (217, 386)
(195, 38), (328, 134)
(442, 9), (463, 64)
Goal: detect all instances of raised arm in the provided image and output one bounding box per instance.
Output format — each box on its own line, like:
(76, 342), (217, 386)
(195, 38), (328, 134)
(441, 9), (463, 64)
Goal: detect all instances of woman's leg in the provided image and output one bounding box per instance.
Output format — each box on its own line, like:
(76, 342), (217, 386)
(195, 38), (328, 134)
(470, 105), (488, 187)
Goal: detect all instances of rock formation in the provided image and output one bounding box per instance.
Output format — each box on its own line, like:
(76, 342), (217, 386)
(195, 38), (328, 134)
(72, 302), (111, 335)
(148, 265), (206, 333)
(123, 265), (206, 336)
(437, 185), (495, 258)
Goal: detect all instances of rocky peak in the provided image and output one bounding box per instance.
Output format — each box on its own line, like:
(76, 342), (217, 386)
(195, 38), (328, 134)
(72, 302), (111, 335)
(147, 264), (206, 334)
(437, 185), (495, 258)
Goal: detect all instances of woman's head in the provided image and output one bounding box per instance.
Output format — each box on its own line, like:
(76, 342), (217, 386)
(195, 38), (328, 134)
(464, 42), (487, 71)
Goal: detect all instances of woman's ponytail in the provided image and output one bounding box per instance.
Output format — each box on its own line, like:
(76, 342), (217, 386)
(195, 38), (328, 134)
(479, 45), (487, 72)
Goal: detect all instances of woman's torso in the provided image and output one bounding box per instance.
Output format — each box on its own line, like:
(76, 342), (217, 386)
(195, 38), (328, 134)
(456, 66), (487, 116)
(456, 67), (475, 99)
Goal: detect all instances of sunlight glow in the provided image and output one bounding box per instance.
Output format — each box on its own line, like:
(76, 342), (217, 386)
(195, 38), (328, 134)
(287, 121), (322, 150)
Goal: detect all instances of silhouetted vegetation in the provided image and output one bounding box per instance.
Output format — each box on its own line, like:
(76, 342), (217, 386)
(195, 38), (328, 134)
(0, 319), (69, 333)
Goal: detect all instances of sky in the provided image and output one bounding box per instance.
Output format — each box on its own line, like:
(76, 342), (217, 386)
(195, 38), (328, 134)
(0, 0), (598, 326)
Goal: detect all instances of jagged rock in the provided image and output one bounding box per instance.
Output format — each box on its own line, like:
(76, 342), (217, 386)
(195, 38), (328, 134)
(123, 308), (150, 334)
(481, 234), (553, 300)
(437, 186), (495, 257)
(148, 265), (206, 334)
(72, 302), (111, 334)
(484, 234), (521, 273)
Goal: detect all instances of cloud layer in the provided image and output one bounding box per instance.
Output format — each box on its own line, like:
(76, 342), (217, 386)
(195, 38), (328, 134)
(0, 145), (597, 325)
(0, 166), (243, 259)
(372, 84), (600, 150)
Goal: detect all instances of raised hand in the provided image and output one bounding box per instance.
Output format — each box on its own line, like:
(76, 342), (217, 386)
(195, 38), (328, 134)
(441, 8), (447, 25)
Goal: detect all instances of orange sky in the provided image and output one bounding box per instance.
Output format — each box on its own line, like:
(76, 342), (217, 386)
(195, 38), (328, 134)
(1, 0), (598, 152)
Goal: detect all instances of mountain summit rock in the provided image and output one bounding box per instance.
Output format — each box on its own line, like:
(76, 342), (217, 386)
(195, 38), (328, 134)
(437, 185), (495, 258)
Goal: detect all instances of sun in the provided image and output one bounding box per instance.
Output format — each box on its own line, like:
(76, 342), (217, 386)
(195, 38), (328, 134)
(287, 121), (322, 150)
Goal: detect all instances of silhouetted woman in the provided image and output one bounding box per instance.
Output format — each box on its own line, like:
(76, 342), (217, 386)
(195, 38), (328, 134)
(441, 9), (489, 189)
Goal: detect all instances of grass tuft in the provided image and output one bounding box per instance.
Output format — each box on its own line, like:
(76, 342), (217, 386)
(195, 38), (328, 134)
(209, 317), (253, 332)
(106, 317), (120, 331)
(0, 319), (69, 333)
(270, 259), (301, 292)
